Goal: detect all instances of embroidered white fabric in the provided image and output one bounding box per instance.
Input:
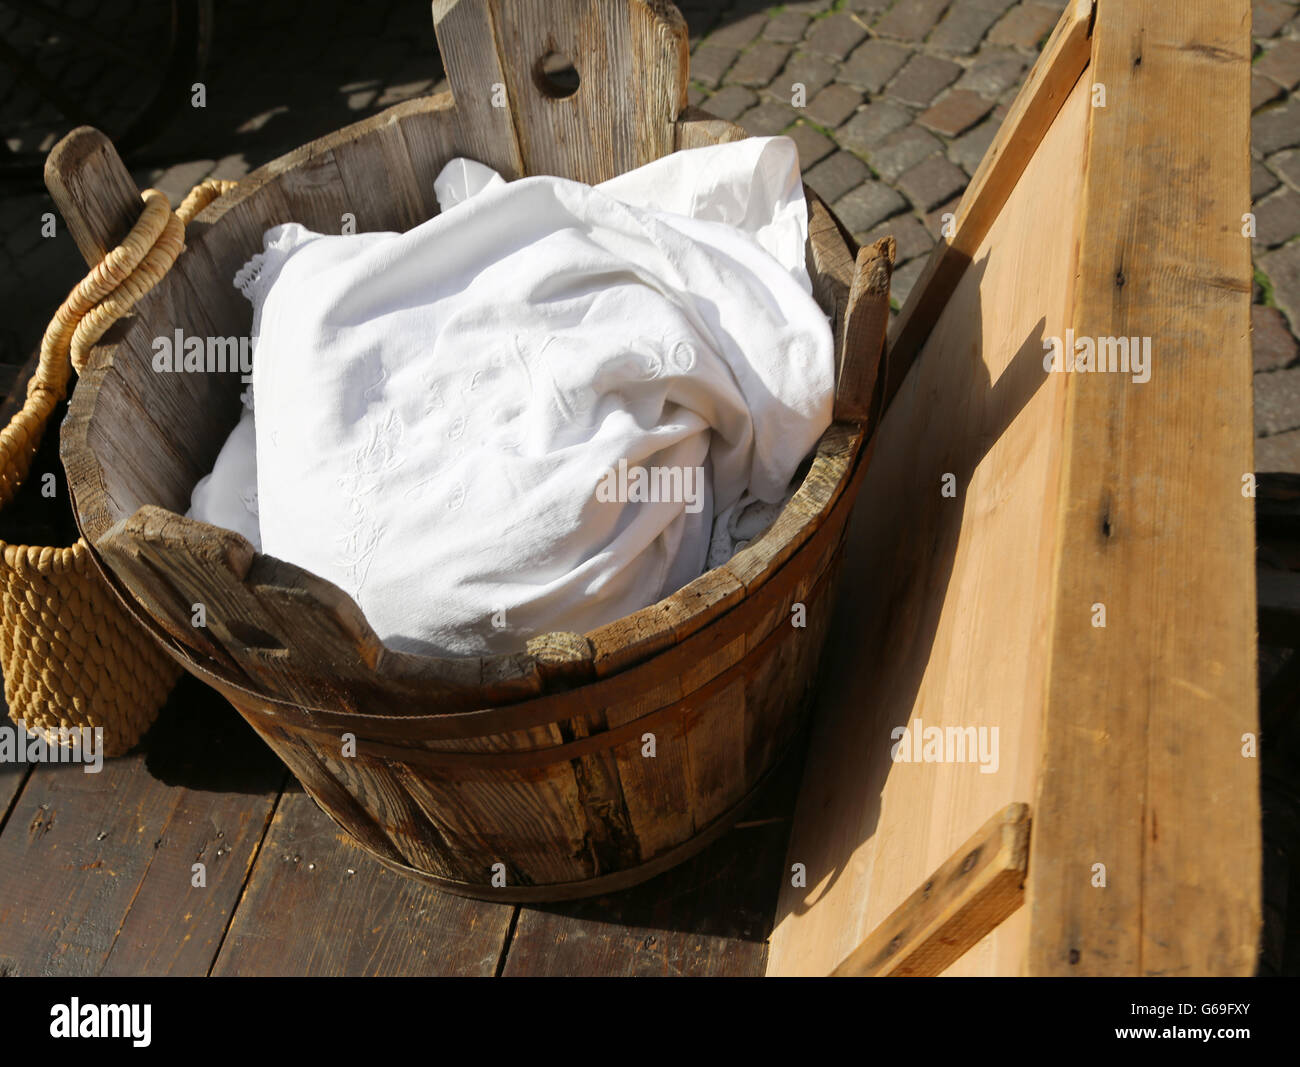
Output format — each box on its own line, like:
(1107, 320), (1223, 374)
(188, 136), (833, 656)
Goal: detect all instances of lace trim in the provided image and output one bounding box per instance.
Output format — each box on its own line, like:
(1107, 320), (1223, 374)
(233, 251), (268, 302)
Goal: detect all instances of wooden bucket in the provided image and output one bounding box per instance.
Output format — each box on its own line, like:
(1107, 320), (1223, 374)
(54, 0), (895, 901)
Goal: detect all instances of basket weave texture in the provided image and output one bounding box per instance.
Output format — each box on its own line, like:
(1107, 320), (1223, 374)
(0, 179), (234, 755)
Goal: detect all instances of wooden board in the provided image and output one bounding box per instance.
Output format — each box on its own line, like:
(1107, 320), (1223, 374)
(211, 787), (515, 976)
(831, 803), (1030, 977)
(1027, 0), (1258, 977)
(768, 0), (1258, 977)
(769, 68), (1090, 977)
(0, 679), (282, 977)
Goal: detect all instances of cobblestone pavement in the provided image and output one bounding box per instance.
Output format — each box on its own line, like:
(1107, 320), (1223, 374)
(2, 0), (1298, 467)
(683, 0), (1300, 470)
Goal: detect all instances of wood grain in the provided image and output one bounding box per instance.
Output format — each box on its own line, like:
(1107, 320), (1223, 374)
(44, 127), (144, 267)
(211, 786), (514, 976)
(0, 680), (282, 976)
(831, 803), (1030, 977)
(835, 237), (895, 424)
(1028, 0), (1258, 978)
(501, 741), (803, 976)
(768, 69), (1093, 977)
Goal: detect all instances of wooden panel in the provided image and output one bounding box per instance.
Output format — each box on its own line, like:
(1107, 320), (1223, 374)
(212, 787), (514, 976)
(0, 680), (282, 976)
(1028, 0), (1258, 977)
(767, 70), (1093, 977)
(831, 803), (1030, 977)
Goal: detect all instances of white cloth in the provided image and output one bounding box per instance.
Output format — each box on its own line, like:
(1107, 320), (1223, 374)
(189, 136), (833, 656)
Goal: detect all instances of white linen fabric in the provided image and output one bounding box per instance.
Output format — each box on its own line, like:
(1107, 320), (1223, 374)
(188, 136), (833, 657)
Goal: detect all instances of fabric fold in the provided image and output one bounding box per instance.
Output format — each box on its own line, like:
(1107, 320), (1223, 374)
(189, 136), (833, 657)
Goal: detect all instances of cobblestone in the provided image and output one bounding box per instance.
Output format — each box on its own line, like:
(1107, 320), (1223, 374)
(805, 150), (872, 203)
(1254, 99), (1300, 156)
(729, 41), (792, 87)
(803, 13), (870, 61)
(987, 2), (1061, 50)
(1256, 366), (1300, 436)
(690, 44), (738, 88)
(5, 0), (1298, 477)
(1255, 73), (1286, 113)
(865, 125), (944, 183)
(838, 99), (915, 153)
(889, 54), (964, 107)
(862, 213), (935, 264)
(834, 180), (908, 235)
(1255, 189), (1300, 250)
(806, 83), (865, 128)
(838, 39), (911, 93)
(1272, 149), (1300, 190)
(928, 3), (1004, 56)
(918, 89), (996, 137)
(872, 0), (953, 43)
(1255, 305), (1299, 372)
(705, 11), (767, 50)
(1254, 0), (1298, 39)
(1262, 241), (1300, 335)
(954, 48), (1028, 96)
(898, 154), (968, 211)
(890, 257), (928, 307)
(764, 11), (812, 44)
(1257, 39), (1300, 91)
(1255, 159), (1281, 202)
(703, 85), (759, 121)
(948, 118), (999, 175)
(786, 121), (838, 170)
(738, 100), (800, 136)
(778, 52), (839, 99)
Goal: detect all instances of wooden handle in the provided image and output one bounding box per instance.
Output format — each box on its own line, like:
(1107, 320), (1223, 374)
(44, 126), (145, 270)
(432, 0), (688, 184)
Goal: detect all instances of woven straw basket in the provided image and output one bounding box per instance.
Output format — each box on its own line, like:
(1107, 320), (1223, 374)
(0, 179), (235, 756)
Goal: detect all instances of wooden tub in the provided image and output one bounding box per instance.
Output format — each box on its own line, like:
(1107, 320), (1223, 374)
(54, 0), (894, 901)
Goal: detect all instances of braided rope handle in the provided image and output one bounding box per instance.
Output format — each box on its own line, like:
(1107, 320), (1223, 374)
(0, 178), (237, 514)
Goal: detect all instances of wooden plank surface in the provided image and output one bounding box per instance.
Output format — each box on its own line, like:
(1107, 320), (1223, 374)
(767, 69), (1093, 977)
(1027, 0), (1258, 977)
(211, 786), (515, 976)
(500, 742), (804, 977)
(0, 678), (282, 976)
(831, 803), (1030, 977)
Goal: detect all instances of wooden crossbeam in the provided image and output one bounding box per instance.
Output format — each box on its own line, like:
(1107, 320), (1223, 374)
(830, 803), (1030, 977)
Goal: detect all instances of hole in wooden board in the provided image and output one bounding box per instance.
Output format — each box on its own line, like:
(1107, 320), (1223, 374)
(534, 51), (580, 98)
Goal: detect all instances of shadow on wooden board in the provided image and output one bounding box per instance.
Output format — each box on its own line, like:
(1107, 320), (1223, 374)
(769, 0), (1258, 978)
(776, 261), (1049, 906)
